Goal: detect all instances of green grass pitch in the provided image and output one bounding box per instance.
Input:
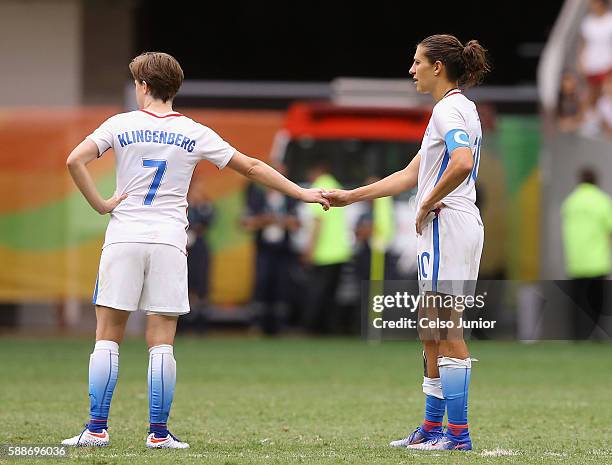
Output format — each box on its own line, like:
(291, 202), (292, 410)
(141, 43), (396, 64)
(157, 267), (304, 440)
(1, 337), (611, 464)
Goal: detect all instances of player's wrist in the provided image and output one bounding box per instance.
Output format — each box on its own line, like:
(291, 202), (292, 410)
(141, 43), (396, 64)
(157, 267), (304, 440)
(421, 197), (436, 211)
(347, 189), (360, 204)
(93, 199), (108, 215)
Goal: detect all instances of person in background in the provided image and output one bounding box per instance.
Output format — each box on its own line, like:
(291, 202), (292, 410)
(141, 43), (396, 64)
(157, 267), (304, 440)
(561, 168), (612, 339)
(595, 73), (612, 135)
(354, 176), (397, 282)
(556, 71), (584, 132)
(578, 0), (612, 109)
(302, 159), (351, 334)
(241, 163), (301, 335)
(179, 199), (215, 333)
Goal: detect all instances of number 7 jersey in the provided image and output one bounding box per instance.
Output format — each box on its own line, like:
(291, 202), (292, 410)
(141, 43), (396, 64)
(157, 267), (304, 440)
(87, 109), (236, 253)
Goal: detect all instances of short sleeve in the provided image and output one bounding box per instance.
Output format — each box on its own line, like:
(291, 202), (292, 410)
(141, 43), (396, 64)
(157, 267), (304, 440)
(86, 116), (116, 157)
(197, 125), (236, 169)
(432, 103), (470, 154)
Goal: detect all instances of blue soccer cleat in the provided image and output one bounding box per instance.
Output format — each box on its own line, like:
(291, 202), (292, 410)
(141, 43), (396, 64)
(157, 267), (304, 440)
(407, 433), (472, 451)
(389, 425), (444, 447)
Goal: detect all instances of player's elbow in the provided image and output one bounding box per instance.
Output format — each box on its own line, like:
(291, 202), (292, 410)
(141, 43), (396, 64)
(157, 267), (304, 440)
(453, 155), (474, 177)
(458, 159), (474, 177)
(66, 152), (79, 171)
(245, 158), (264, 178)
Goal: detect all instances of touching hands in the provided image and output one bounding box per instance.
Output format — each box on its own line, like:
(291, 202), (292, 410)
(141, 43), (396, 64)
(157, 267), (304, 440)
(299, 188), (358, 210)
(322, 189), (354, 207)
(300, 188), (330, 210)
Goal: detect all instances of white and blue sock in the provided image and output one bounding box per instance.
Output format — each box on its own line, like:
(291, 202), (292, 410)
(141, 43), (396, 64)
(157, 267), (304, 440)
(88, 340), (119, 432)
(422, 377), (445, 432)
(148, 344), (176, 438)
(439, 357), (471, 442)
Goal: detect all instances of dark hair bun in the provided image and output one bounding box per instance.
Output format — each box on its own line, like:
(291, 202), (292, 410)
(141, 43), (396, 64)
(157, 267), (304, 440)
(461, 40), (491, 87)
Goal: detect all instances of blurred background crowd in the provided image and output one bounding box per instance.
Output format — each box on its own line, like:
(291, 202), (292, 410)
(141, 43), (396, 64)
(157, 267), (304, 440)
(558, 0), (612, 136)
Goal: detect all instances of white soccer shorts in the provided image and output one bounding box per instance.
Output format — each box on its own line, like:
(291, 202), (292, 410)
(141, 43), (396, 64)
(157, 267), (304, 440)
(93, 243), (190, 315)
(416, 208), (484, 296)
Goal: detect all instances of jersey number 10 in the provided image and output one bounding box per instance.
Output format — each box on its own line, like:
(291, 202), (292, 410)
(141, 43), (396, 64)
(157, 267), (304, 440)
(143, 159), (167, 205)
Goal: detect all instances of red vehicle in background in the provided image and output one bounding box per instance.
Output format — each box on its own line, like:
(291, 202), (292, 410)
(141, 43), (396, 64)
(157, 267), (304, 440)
(270, 84), (432, 277)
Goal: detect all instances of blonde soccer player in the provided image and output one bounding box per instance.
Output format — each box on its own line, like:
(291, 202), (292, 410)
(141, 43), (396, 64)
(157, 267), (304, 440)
(62, 52), (328, 449)
(325, 34), (490, 451)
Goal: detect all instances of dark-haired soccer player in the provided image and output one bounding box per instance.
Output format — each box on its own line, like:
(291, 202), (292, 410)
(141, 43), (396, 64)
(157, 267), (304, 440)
(325, 34), (490, 451)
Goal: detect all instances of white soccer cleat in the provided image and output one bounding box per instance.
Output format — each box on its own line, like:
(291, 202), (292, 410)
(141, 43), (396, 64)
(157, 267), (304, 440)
(61, 428), (109, 447)
(389, 437), (412, 448)
(389, 425), (444, 447)
(146, 432), (190, 449)
(407, 435), (472, 451)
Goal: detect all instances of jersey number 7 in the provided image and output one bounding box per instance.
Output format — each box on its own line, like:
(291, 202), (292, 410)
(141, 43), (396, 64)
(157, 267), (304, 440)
(143, 159), (167, 205)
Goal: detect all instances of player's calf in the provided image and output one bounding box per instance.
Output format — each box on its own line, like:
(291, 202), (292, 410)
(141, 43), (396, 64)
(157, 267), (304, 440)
(146, 344), (189, 449)
(62, 339), (119, 447)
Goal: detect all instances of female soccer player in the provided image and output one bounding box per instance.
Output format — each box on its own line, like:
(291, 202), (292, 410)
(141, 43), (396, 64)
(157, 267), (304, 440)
(325, 34), (490, 451)
(61, 52), (329, 449)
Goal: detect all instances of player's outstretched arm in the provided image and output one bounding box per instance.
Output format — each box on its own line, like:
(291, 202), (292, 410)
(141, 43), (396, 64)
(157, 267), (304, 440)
(325, 153), (421, 207)
(227, 151), (329, 210)
(66, 139), (128, 214)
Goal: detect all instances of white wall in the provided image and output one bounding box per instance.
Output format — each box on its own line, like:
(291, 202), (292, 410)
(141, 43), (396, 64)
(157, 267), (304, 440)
(0, 0), (82, 106)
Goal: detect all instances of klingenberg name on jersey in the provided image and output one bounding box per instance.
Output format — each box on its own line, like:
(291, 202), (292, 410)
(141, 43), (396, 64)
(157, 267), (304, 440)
(117, 129), (196, 152)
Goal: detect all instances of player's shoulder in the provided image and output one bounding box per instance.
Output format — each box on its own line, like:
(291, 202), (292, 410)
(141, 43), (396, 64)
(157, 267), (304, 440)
(434, 93), (476, 119)
(177, 114), (206, 131)
(180, 116), (223, 137)
(98, 111), (129, 124)
(100, 110), (144, 126)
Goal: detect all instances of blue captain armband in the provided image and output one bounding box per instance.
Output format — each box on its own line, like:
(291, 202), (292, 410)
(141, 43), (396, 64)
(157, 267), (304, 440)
(444, 129), (470, 153)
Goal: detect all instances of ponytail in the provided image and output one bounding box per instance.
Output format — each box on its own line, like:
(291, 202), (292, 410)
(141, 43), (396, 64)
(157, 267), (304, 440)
(419, 34), (491, 88)
(461, 40), (491, 88)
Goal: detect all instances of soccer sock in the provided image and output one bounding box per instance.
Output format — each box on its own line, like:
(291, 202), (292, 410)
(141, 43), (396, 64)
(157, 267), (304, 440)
(148, 344), (176, 438)
(439, 356), (471, 442)
(88, 340), (119, 432)
(422, 377), (445, 431)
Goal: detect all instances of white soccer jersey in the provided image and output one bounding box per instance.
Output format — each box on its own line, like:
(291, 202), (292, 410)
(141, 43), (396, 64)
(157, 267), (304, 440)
(87, 109), (235, 252)
(415, 89), (482, 220)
